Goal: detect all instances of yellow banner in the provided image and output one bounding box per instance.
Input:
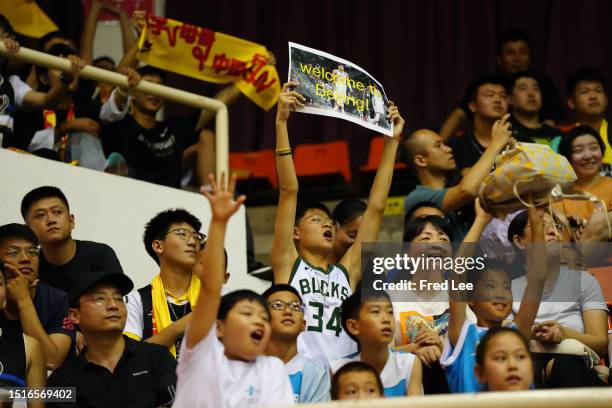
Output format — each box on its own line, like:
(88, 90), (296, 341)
(137, 15), (280, 111)
(0, 0), (58, 38)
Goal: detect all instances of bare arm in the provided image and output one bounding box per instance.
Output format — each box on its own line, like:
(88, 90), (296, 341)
(186, 174), (246, 348)
(439, 107), (466, 141)
(24, 335), (46, 408)
(146, 313), (192, 348)
(563, 310), (609, 356)
(441, 113), (512, 213)
(117, 10), (146, 71)
(341, 104), (404, 290)
(270, 82), (304, 284)
(80, 0), (104, 64)
(195, 86), (241, 132)
(407, 358), (423, 395)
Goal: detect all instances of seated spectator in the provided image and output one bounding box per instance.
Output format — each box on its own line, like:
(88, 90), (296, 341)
(174, 174), (294, 407)
(263, 284), (330, 403)
(331, 361), (384, 401)
(0, 16), (73, 150)
(99, 66), (214, 188)
(566, 68), (611, 177)
(0, 223), (73, 370)
(400, 115), (512, 239)
(124, 209), (205, 359)
(0, 269), (46, 400)
(556, 125), (612, 220)
(329, 198), (367, 264)
(506, 71), (563, 150)
(21, 186), (124, 293)
(48, 272), (177, 408)
(439, 28), (564, 140)
(474, 327), (534, 391)
(332, 289), (422, 397)
(271, 83), (403, 364)
(441, 202), (547, 393)
(446, 76), (510, 172)
(508, 210), (609, 386)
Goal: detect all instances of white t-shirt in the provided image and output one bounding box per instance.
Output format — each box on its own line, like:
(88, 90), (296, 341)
(174, 324), (294, 407)
(511, 267), (608, 333)
(123, 290), (190, 340)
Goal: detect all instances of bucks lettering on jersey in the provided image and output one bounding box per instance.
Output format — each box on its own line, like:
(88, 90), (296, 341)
(289, 257), (357, 364)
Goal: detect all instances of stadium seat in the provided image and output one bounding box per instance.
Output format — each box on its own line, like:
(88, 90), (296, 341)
(229, 150), (277, 188)
(360, 136), (407, 172)
(294, 141), (351, 182)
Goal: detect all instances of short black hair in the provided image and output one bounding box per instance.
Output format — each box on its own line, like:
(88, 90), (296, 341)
(0, 15), (15, 37)
(142, 209), (202, 264)
(475, 326), (531, 367)
(262, 284), (303, 303)
(505, 70), (540, 94)
(93, 56), (116, 68)
(35, 43), (78, 87)
(218, 289), (269, 321)
(37, 31), (74, 52)
(21, 186), (70, 220)
(332, 199), (367, 226)
(403, 215), (454, 243)
(566, 68), (606, 97)
(467, 258), (512, 295)
(496, 28), (532, 55)
(295, 201), (332, 225)
(331, 361), (384, 400)
(466, 75), (506, 104)
(136, 65), (166, 82)
(340, 289), (391, 344)
(558, 125), (605, 162)
(0, 223), (39, 247)
(404, 201), (443, 224)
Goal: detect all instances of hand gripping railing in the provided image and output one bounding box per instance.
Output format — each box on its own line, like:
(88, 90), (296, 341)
(0, 43), (229, 179)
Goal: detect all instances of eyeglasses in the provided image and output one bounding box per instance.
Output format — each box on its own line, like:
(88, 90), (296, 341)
(5, 246), (40, 259)
(303, 214), (339, 229)
(166, 228), (206, 245)
(80, 294), (125, 307)
(526, 222), (565, 231)
(268, 300), (305, 313)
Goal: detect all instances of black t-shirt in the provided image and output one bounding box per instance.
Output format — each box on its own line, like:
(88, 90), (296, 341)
(39, 240), (124, 293)
(101, 111), (200, 187)
(447, 132), (486, 171)
(1, 282), (74, 340)
(509, 116), (563, 145)
(0, 321), (26, 387)
(47, 336), (177, 408)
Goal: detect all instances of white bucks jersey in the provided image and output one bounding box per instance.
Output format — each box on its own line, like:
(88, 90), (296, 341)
(289, 257), (357, 365)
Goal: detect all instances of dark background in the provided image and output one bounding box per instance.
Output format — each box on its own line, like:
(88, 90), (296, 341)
(43, 0), (612, 169)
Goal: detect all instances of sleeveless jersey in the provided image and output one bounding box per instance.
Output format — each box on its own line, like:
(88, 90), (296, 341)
(288, 257), (357, 365)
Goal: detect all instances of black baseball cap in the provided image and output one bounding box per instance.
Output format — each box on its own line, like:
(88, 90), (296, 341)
(69, 272), (134, 307)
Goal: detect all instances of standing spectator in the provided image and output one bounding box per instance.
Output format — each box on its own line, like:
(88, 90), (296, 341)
(124, 209), (205, 359)
(0, 223), (73, 370)
(506, 71), (564, 150)
(21, 186), (124, 293)
(48, 272), (177, 408)
(566, 68), (611, 177)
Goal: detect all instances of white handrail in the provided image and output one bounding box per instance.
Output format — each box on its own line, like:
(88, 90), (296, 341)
(0, 43), (229, 179)
(269, 388), (612, 408)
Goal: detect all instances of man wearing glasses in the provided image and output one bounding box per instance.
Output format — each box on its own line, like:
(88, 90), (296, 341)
(0, 223), (73, 370)
(263, 284), (330, 403)
(124, 209), (210, 360)
(48, 272), (177, 407)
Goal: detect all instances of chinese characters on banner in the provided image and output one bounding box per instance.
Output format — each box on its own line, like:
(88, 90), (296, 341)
(137, 15), (280, 111)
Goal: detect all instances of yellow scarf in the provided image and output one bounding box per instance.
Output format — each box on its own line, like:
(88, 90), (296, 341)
(151, 273), (201, 357)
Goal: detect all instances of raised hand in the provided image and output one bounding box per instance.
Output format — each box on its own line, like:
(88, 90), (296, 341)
(119, 67), (141, 90)
(200, 173), (246, 222)
(474, 198), (492, 224)
(386, 102), (404, 140)
(131, 10), (147, 36)
(1, 37), (19, 53)
(276, 82), (305, 123)
(491, 113), (512, 150)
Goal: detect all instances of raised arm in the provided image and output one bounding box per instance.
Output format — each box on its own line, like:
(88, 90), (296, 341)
(439, 107), (466, 141)
(80, 0), (104, 64)
(513, 204), (547, 337)
(186, 174), (245, 348)
(441, 113), (512, 213)
(448, 199), (492, 347)
(270, 82), (304, 283)
(340, 104), (404, 290)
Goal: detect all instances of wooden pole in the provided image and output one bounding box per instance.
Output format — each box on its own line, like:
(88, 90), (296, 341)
(0, 43), (229, 180)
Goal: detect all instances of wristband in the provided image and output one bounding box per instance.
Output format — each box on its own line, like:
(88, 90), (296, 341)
(275, 148), (292, 156)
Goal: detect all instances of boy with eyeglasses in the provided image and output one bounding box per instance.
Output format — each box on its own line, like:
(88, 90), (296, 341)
(48, 272), (177, 408)
(124, 209), (210, 359)
(263, 284), (331, 403)
(0, 223), (74, 370)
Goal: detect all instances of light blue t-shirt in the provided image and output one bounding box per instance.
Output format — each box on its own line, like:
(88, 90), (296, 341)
(286, 353), (330, 403)
(440, 320), (487, 393)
